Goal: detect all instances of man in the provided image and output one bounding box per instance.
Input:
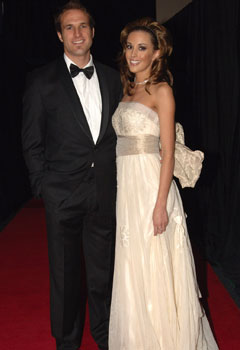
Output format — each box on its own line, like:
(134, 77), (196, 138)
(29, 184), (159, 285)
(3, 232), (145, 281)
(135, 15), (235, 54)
(22, 1), (122, 349)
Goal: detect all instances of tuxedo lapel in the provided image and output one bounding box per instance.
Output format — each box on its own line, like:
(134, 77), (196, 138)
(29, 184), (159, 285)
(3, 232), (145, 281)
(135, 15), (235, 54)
(57, 57), (93, 142)
(95, 62), (110, 144)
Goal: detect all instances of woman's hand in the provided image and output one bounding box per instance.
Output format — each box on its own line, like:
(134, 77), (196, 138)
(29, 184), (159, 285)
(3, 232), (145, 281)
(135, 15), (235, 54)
(153, 205), (168, 235)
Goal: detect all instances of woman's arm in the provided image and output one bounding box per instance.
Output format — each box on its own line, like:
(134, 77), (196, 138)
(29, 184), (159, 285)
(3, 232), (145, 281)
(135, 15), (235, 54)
(152, 83), (175, 235)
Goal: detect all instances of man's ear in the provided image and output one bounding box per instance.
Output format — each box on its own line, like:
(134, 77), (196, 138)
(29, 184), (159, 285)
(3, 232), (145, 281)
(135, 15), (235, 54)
(92, 27), (95, 39)
(57, 31), (63, 43)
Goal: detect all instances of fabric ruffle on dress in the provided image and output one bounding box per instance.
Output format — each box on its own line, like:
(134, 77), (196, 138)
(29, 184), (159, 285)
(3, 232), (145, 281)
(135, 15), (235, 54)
(174, 123), (204, 188)
(160, 122), (204, 188)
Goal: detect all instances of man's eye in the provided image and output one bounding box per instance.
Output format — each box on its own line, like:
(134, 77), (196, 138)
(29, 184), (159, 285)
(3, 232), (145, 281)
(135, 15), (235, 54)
(66, 26), (72, 30)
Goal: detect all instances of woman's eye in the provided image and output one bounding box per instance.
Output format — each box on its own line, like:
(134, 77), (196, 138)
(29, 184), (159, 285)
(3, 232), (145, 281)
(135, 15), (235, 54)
(126, 44), (132, 49)
(139, 46), (146, 51)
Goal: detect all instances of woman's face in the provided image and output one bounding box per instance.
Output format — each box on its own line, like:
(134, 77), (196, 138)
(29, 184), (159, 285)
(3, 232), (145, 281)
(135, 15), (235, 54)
(125, 30), (159, 77)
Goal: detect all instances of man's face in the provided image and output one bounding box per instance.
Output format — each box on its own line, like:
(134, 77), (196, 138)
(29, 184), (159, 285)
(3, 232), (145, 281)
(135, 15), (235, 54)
(57, 9), (94, 65)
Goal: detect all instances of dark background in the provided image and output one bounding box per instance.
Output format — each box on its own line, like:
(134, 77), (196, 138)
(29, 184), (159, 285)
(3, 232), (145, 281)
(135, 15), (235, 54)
(165, 0), (240, 306)
(1, 0), (240, 306)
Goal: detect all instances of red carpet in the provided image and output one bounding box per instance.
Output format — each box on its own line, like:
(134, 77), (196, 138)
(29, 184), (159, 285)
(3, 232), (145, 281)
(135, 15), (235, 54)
(0, 205), (240, 350)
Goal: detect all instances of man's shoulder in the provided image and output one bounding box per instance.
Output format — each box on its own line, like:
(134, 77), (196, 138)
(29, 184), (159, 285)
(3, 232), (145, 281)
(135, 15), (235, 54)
(25, 57), (64, 86)
(28, 57), (63, 77)
(94, 60), (120, 77)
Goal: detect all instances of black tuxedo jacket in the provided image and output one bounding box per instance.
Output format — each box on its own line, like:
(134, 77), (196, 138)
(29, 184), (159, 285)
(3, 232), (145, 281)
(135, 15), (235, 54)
(22, 57), (122, 214)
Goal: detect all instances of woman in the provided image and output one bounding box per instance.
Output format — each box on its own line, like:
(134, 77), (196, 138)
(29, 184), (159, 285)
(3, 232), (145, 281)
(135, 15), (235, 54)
(109, 18), (218, 350)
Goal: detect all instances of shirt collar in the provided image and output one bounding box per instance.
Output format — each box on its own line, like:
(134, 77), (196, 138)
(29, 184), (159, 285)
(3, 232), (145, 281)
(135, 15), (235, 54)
(64, 53), (94, 72)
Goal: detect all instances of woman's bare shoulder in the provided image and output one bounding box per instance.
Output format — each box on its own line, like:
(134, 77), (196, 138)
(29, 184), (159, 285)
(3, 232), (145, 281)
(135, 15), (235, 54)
(152, 82), (173, 98)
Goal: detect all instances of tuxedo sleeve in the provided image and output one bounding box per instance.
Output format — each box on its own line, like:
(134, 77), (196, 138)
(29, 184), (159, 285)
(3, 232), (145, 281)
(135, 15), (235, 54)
(22, 72), (46, 198)
(117, 75), (123, 103)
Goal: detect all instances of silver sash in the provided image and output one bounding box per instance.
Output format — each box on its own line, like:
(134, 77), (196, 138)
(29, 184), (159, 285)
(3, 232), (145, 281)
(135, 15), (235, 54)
(117, 135), (159, 156)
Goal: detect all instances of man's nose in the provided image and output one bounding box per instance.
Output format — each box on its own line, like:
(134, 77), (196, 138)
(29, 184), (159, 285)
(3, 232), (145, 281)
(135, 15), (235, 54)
(74, 28), (82, 37)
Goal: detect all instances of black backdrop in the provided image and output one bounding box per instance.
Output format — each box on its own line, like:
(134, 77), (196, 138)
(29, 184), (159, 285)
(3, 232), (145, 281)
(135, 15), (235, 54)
(1, 0), (240, 305)
(165, 0), (240, 305)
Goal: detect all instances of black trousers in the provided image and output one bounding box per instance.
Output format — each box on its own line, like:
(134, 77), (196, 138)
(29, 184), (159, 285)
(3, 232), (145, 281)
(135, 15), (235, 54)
(44, 187), (116, 350)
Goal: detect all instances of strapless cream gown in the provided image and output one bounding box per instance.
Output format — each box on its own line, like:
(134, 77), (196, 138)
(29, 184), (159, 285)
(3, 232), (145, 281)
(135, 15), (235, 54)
(109, 102), (219, 350)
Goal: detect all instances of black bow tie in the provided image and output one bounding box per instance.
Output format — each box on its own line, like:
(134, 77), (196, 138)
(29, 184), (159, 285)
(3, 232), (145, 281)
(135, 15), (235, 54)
(70, 63), (94, 79)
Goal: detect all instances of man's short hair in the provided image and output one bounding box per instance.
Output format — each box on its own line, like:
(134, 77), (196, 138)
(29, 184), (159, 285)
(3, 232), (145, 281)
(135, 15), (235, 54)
(54, 0), (95, 33)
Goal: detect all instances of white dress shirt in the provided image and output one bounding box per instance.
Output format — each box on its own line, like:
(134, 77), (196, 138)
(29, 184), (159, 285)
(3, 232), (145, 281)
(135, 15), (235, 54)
(64, 54), (102, 144)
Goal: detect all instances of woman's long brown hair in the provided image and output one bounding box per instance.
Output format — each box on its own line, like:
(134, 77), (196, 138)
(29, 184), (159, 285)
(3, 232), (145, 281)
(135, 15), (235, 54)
(119, 18), (173, 96)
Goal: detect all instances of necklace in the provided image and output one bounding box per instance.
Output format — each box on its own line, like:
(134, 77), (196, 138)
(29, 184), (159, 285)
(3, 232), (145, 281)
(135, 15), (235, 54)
(134, 78), (149, 85)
